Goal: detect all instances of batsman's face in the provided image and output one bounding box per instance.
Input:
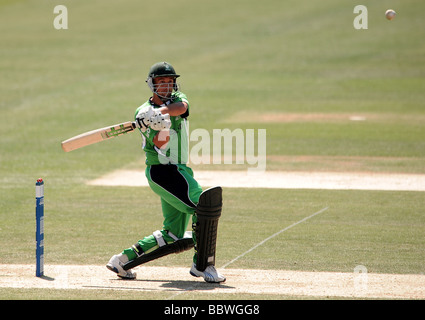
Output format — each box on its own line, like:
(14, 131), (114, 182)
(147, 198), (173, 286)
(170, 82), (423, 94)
(154, 76), (175, 99)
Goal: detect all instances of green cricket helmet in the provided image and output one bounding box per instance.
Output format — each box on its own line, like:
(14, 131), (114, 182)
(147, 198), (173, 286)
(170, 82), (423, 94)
(146, 62), (180, 101)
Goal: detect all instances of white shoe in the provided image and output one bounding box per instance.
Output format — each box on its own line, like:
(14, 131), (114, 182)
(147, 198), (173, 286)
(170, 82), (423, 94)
(106, 254), (137, 280)
(190, 263), (226, 283)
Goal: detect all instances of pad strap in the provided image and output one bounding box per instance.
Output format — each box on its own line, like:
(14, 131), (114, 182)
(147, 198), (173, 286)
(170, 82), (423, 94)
(153, 230), (166, 247)
(166, 230), (179, 241)
(131, 243), (144, 258)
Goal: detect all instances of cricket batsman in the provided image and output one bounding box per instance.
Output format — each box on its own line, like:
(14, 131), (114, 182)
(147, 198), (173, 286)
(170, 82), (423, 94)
(106, 62), (226, 283)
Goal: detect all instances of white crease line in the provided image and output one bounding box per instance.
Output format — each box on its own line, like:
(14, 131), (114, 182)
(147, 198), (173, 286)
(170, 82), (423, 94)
(221, 206), (329, 269)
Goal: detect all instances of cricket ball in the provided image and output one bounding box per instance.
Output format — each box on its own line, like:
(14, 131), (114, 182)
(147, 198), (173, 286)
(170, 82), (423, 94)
(385, 9), (396, 20)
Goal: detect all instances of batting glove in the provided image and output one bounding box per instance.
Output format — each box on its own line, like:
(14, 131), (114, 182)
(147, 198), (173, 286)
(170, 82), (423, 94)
(150, 112), (171, 131)
(135, 105), (154, 132)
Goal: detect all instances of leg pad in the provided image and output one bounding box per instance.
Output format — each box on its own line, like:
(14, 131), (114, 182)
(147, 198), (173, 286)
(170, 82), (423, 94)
(123, 231), (194, 270)
(194, 186), (223, 271)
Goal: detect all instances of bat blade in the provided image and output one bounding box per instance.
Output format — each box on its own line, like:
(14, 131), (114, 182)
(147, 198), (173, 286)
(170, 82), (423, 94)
(61, 121), (136, 152)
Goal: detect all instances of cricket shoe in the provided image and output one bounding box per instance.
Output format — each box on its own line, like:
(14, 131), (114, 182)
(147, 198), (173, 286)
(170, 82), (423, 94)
(190, 263), (226, 283)
(106, 254), (137, 280)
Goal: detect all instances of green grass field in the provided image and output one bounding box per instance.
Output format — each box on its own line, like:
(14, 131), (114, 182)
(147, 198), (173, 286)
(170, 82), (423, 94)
(1, 0), (425, 300)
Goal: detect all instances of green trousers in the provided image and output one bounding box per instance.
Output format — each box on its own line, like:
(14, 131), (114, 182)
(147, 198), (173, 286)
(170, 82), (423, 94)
(123, 164), (202, 263)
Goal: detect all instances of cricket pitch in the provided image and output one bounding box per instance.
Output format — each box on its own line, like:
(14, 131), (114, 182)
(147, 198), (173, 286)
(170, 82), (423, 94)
(1, 264), (424, 299)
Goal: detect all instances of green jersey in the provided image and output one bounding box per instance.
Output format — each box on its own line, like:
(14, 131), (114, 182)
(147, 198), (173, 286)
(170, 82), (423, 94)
(134, 91), (190, 165)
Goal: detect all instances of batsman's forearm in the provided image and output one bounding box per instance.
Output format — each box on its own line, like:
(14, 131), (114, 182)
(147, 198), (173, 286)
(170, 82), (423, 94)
(158, 101), (188, 116)
(153, 130), (170, 148)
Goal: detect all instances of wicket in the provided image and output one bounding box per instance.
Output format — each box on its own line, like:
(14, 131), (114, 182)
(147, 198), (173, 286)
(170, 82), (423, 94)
(35, 178), (44, 277)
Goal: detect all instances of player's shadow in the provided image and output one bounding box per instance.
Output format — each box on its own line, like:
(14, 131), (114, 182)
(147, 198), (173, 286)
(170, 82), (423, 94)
(162, 279), (234, 291)
(38, 275), (55, 281)
(131, 278), (234, 291)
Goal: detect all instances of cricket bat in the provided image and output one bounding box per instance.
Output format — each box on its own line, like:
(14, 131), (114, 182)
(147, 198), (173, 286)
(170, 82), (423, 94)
(61, 121), (137, 152)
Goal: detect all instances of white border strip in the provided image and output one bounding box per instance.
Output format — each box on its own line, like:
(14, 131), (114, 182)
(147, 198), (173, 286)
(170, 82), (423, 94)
(87, 170), (425, 191)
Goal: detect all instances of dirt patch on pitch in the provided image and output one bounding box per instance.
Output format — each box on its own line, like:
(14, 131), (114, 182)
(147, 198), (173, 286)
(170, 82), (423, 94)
(1, 264), (424, 299)
(87, 169), (425, 191)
